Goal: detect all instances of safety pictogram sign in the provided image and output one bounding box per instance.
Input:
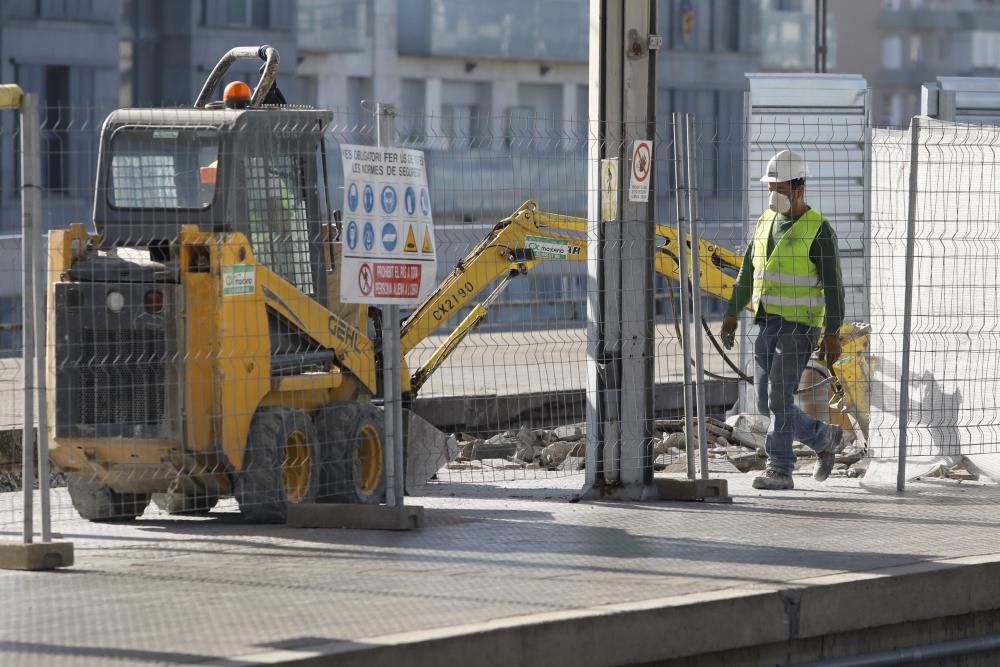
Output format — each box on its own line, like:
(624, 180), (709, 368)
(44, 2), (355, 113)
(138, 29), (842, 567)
(340, 145), (437, 305)
(404, 225), (418, 253)
(601, 158), (618, 222)
(629, 139), (652, 203)
(358, 263), (373, 296)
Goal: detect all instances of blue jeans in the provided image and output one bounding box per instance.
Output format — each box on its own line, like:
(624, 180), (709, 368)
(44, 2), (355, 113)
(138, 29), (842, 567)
(754, 315), (835, 475)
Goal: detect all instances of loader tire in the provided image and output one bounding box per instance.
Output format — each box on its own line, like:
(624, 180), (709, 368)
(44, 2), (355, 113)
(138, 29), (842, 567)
(314, 402), (386, 504)
(67, 474), (150, 522)
(234, 407), (320, 523)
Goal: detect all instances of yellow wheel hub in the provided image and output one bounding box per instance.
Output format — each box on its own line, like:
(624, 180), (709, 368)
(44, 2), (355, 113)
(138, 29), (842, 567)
(355, 424), (383, 496)
(282, 430), (312, 503)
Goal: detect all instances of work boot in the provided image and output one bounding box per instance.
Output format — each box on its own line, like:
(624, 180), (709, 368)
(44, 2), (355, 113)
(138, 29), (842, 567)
(752, 468), (794, 490)
(812, 424), (843, 482)
(813, 449), (836, 482)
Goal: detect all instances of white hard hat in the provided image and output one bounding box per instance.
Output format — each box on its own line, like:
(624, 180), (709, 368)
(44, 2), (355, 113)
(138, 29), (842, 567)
(760, 149), (808, 183)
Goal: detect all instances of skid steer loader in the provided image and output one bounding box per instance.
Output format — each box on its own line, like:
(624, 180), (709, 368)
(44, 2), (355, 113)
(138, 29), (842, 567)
(47, 46), (404, 522)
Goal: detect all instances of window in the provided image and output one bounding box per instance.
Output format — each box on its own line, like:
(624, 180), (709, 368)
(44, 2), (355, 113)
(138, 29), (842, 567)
(504, 106), (535, 151)
(441, 104), (482, 150)
(109, 128), (220, 209)
(0, 295), (22, 354)
(43, 66), (70, 192)
(712, 0), (741, 52)
(203, 0), (269, 28)
(245, 152), (314, 295)
(38, 0), (94, 19)
(399, 79), (427, 143)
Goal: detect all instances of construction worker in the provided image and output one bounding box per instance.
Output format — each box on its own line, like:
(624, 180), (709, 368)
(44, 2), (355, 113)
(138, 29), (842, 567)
(720, 149), (845, 491)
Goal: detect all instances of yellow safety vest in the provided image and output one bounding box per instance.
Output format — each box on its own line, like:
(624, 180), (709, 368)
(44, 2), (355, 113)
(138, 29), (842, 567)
(750, 208), (826, 328)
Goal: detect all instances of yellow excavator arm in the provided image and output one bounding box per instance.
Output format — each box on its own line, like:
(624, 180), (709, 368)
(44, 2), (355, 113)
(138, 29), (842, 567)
(402, 200), (746, 393)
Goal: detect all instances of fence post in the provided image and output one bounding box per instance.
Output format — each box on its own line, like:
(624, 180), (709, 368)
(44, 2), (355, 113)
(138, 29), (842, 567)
(26, 94), (51, 542)
(377, 102), (404, 508)
(672, 113), (697, 480)
(897, 116), (921, 493)
(685, 113), (710, 480)
(0, 85), (72, 569)
(19, 93), (38, 544)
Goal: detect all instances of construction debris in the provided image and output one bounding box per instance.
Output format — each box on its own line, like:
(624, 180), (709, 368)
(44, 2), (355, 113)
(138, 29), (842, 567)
(438, 415), (876, 479)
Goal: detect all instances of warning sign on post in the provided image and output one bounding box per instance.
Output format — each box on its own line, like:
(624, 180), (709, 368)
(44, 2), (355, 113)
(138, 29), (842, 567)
(340, 145), (437, 305)
(601, 158), (618, 222)
(629, 140), (652, 203)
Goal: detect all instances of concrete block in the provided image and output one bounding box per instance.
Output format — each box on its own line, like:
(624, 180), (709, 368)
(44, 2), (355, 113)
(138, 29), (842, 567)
(0, 541), (73, 570)
(286, 503), (423, 531)
(655, 477), (732, 502)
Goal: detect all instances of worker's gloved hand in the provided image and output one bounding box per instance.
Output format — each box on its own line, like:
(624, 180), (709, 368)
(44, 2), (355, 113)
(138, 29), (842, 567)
(720, 315), (738, 350)
(819, 334), (842, 367)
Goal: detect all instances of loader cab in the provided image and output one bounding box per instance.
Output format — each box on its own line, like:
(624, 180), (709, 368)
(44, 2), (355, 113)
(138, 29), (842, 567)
(92, 106), (335, 304)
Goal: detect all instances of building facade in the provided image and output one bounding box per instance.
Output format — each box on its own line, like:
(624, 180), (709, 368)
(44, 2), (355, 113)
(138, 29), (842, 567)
(878, 0), (1000, 126)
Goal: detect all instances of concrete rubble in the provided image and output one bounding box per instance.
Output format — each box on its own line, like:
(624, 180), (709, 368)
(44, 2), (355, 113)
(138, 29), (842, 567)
(442, 413), (881, 479)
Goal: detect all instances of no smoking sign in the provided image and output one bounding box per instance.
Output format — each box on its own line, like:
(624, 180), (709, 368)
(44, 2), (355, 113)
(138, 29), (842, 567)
(629, 139), (652, 203)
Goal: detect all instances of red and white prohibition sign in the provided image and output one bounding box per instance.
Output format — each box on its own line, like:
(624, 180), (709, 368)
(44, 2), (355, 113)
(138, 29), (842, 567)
(629, 139), (652, 202)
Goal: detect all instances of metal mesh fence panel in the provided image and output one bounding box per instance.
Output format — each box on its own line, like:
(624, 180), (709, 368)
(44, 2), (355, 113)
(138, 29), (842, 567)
(401, 107), (594, 485)
(0, 107), (24, 530)
(867, 118), (1000, 484)
(6, 95), (1000, 536)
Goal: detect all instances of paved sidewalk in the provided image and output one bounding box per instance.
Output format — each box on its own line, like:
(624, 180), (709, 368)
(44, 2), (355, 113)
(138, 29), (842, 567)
(2, 473), (1000, 666)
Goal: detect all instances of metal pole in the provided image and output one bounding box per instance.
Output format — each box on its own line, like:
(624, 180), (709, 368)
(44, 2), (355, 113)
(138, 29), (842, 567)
(814, 0), (828, 73)
(25, 95), (50, 541)
(897, 116), (920, 493)
(672, 112), (697, 480)
(377, 102), (403, 507)
(685, 113), (710, 481)
(19, 94), (39, 544)
(821, 0), (828, 73)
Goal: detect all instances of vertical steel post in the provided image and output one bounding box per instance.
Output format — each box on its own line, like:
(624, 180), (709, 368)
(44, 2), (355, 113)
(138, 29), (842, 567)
(897, 116), (920, 493)
(26, 94), (50, 541)
(19, 94), (40, 543)
(814, 0), (828, 73)
(685, 113), (710, 481)
(672, 112), (697, 480)
(377, 103), (403, 507)
(583, 0), (657, 499)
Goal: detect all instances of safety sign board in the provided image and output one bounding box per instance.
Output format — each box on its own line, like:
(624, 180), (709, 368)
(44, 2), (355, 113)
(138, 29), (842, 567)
(341, 144), (436, 304)
(601, 158), (618, 222)
(629, 139), (652, 203)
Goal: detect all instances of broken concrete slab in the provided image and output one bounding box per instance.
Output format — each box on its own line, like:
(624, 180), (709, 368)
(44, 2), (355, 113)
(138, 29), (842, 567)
(552, 422), (586, 441)
(540, 441), (584, 468)
(558, 456), (585, 472)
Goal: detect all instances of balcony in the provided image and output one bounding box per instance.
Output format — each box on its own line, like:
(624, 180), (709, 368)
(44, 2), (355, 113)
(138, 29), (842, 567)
(298, 0), (371, 53)
(398, 0), (588, 62)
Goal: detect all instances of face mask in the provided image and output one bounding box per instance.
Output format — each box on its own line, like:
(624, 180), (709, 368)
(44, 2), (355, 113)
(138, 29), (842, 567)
(768, 190), (791, 215)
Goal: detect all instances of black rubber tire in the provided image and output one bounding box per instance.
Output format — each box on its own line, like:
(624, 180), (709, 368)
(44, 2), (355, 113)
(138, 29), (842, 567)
(67, 474), (150, 522)
(314, 402), (386, 504)
(233, 407), (320, 523)
(151, 492), (220, 515)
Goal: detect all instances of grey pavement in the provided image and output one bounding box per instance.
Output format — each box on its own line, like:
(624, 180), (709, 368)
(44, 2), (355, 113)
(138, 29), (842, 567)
(2, 472), (1000, 666)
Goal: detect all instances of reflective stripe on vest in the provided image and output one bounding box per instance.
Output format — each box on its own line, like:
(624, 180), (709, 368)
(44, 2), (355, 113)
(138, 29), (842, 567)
(750, 208), (826, 328)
